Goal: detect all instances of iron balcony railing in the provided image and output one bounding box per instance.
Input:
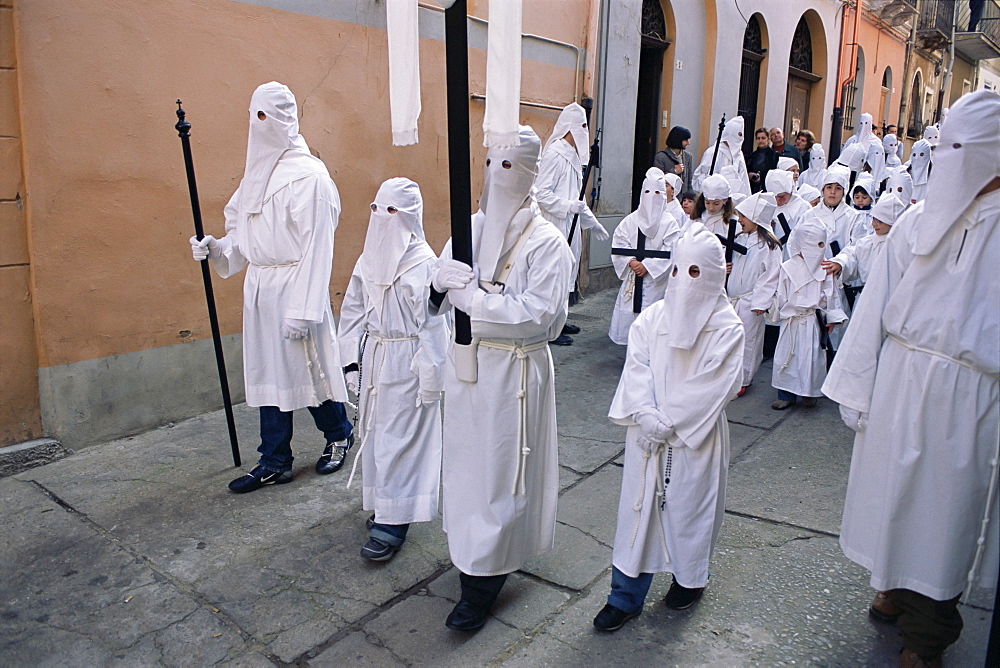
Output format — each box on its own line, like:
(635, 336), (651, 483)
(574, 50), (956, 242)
(917, 0), (954, 37)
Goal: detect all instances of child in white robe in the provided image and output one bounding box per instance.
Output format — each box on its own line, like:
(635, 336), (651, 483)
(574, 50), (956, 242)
(609, 168), (680, 344)
(338, 178), (449, 561)
(822, 195), (905, 314)
(770, 218), (847, 410)
(693, 174), (736, 238)
(663, 172), (686, 229)
(728, 193), (782, 395)
(594, 224), (744, 632)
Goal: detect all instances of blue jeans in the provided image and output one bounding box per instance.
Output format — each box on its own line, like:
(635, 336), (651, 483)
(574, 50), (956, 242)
(258, 400), (352, 473)
(607, 566), (654, 614)
(777, 389), (797, 402)
(370, 521), (409, 547)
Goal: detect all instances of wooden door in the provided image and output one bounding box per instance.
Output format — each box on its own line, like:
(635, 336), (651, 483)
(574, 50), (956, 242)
(784, 76), (811, 135)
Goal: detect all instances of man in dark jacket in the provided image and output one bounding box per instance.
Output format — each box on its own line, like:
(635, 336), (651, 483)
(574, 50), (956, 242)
(653, 126), (695, 193)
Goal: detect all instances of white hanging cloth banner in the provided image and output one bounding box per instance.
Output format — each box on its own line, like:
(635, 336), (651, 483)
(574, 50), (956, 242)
(386, 0), (421, 146)
(483, 0), (522, 148)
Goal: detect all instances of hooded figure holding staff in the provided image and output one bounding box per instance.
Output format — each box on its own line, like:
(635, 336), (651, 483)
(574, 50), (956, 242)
(189, 82), (353, 493)
(429, 125), (574, 632)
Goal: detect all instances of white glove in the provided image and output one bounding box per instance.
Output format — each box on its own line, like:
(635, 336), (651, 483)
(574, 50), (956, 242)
(432, 259), (475, 292)
(345, 371), (359, 394)
(589, 222), (610, 242)
(282, 317), (311, 340)
(569, 200), (587, 215)
(634, 410), (672, 444)
(636, 435), (664, 455)
(448, 270), (481, 313)
(839, 405), (868, 433)
(417, 388), (442, 406)
(190, 235), (219, 261)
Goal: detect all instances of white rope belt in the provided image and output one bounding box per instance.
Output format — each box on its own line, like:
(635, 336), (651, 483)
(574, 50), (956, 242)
(886, 333), (1000, 381)
(252, 261), (299, 268)
(346, 334), (419, 489)
(778, 309), (817, 372)
(479, 339), (548, 495)
(728, 291), (753, 305)
(628, 443), (671, 564)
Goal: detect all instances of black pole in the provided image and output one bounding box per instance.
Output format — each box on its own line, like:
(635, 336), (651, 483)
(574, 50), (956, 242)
(444, 1), (473, 347)
(986, 582), (1000, 668)
(174, 101), (241, 468)
(567, 129), (601, 246)
(829, 105), (844, 164)
(708, 114), (726, 175)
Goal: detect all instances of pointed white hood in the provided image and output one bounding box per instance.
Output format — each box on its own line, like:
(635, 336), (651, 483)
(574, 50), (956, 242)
(914, 90), (1000, 256)
(660, 223), (727, 349)
(476, 125), (542, 281)
(543, 102), (589, 165)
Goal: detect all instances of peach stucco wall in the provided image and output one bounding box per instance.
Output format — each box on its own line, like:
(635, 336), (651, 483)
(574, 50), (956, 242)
(14, 0), (591, 370)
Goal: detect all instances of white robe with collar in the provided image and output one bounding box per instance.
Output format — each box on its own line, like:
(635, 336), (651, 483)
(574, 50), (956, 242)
(211, 155), (348, 410)
(608, 295), (744, 585)
(338, 252), (448, 524)
(771, 257), (847, 397)
(432, 209), (574, 576)
(608, 210), (680, 345)
(806, 201), (866, 349)
(692, 146), (751, 198)
(823, 192), (1000, 601)
(533, 139), (600, 287)
(727, 233), (782, 386)
(830, 230), (887, 287)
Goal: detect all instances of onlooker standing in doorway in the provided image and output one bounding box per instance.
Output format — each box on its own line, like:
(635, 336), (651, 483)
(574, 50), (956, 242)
(794, 130), (816, 171)
(769, 127), (800, 166)
(747, 127), (778, 194)
(653, 126), (695, 194)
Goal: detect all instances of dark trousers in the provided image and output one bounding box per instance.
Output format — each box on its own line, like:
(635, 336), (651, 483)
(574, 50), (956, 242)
(894, 589), (964, 659)
(459, 572), (509, 611)
(608, 566), (654, 614)
(258, 400), (352, 473)
(777, 389), (798, 403)
(370, 521), (409, 547)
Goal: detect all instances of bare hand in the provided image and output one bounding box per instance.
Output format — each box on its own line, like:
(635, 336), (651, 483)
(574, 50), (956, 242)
(822, 260), (842, 275)
(825, 323), (837, 334)
(725, 261), (732, 275)
(629, 259), (647, 277)
(674, 163), (684, 174)
(752, 309), (766, 315)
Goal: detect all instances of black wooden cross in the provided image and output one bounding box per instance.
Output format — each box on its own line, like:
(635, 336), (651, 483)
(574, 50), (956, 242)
(611, 230), (672, 313)
(776, 213), (791, 245)
(717, 218), (748, 288)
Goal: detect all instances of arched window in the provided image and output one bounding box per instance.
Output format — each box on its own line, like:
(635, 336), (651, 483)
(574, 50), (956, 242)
(908, 71), (923, 137)
(843, 47), (865, 131)
(738, 15), (767, 156)
(641, 0), (668, 43)
(881, 67), (893, 128)
(789, 18), (813, 73)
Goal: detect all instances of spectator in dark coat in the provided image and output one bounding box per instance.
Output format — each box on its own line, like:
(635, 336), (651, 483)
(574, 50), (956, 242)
(747, 127), (778, 194)
(769, 127), (800, 166)
(653, 126), (695, 193)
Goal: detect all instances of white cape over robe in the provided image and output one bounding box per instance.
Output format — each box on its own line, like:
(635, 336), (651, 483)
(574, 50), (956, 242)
(433, 209), (574, 576)
(338, 253), (447, 524)
(823, 193), (1000, 601)
(727, 233), (781, 386)
(608, 210), (679, 345)
(533, 139), (600, 287)
(211, 154), (348, 410)
(608, 294), (743, 585)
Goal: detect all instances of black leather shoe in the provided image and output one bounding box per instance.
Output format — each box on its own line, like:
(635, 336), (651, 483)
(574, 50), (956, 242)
(316, 433), (355, 474)
(445, 600), (489, 631)
(228, 465), (293, 493)
(593, 603), (640, 632)
(360, 537), (400, 562)
(562, 323), (581, 335)
(663, 578), (705, 610)
(549, 334), (574, 346)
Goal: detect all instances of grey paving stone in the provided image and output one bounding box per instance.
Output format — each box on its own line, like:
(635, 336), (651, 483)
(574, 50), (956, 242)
(554, 464), (622, 547)
(310, 631), (406, 667)
(364, 594), (524, 666)
(520, 522), (612, 591)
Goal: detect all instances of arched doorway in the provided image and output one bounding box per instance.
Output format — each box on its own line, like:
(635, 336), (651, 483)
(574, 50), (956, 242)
(738, 14), (768, 157)
(631, 0), (673, 209)
(907, 70), (923, 138)
(880, 67), (892, 128)
(784, 15), (824, 137)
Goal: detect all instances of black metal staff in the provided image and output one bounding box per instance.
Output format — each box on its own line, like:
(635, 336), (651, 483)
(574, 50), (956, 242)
(444, 0), (473, 349)
(567, 128), (602, 246)
(708, 113), (726, 176)
(174, 100), (241, 467)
